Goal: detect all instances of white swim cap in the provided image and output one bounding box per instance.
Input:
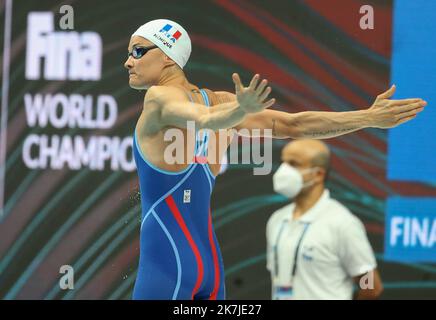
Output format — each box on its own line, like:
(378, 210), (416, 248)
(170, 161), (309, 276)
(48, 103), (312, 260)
(131, 19), (191, 69)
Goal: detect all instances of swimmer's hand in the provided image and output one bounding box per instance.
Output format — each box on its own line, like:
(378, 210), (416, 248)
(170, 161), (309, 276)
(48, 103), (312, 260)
(368, 85), (427, 128)
(232, 73), (275, 114)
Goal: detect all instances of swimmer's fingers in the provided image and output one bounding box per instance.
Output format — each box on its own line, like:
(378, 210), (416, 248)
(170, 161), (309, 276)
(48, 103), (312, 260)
(395, 114), (417, 126)
(262, 98), (276, 109)
(259, 86), (272, 102)
(232, 73), (244, 95)
(398, 106), (425, 119)
(376, 84), (396, 100)
(255, 79), (268, 96)
(389, 98), (423, 106)
(248, 74), (260, 91)
(395, 100), (427, 114)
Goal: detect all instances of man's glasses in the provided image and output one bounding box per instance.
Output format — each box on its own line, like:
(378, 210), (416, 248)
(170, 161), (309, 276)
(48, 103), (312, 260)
(127, 45), (158, 59)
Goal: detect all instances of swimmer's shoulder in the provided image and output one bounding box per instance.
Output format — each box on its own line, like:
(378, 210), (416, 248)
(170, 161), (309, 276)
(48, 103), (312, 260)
(144, 86), (237, 105)
(144, 85), (189, 104)
(139, 86), (191, 134)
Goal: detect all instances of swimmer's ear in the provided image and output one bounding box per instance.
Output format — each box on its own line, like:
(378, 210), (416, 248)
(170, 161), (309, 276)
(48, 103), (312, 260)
(162, 54), (177, 67)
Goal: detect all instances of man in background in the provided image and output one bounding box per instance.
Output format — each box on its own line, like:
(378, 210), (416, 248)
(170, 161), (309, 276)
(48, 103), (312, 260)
(267, 139), (383, 300)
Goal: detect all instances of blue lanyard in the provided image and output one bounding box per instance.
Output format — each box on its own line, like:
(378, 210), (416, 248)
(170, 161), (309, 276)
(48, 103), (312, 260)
(273, 220), (310, 279)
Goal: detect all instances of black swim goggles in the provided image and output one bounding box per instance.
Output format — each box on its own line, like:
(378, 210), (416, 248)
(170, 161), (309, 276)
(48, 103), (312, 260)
(128, 45), (159, 59)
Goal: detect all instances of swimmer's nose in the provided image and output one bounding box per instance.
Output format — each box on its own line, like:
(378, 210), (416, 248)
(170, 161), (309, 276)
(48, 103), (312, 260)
(124, 56), (134, 70)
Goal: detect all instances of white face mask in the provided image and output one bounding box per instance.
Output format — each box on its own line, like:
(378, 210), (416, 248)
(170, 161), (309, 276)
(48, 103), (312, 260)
(273, 163), (319, 199)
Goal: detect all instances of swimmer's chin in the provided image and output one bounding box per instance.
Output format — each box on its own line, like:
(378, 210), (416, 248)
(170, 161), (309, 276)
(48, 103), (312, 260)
(129, 81), (152, 91)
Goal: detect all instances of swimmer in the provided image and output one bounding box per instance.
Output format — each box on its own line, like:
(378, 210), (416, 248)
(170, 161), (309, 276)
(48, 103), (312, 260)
(124, 19), (426, 300)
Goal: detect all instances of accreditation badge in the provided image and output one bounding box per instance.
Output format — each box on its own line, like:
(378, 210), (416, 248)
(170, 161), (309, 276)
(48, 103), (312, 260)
(273, 286), (294, 300)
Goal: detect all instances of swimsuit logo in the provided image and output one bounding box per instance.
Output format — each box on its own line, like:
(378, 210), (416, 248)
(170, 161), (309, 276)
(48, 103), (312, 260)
(183, 189), (191, 203)
(159, 24), (182, 43)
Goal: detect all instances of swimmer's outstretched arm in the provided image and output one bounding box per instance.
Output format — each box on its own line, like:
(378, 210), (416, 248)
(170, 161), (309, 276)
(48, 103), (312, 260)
(143, 74), (274, 133)
(219, 84), (427, 139)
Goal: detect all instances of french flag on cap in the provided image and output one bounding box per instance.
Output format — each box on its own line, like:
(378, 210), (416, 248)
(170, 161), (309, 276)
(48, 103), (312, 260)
(160, 24), (182, 42)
